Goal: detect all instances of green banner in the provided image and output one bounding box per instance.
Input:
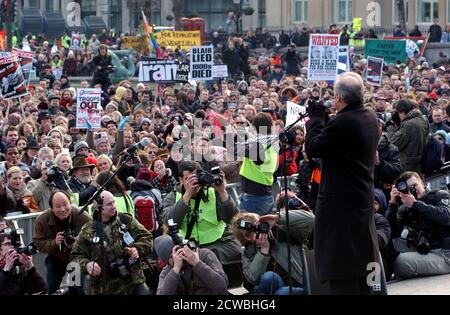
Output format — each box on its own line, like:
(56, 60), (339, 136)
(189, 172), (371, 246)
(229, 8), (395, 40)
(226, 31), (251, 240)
(365, 40), (407, 65)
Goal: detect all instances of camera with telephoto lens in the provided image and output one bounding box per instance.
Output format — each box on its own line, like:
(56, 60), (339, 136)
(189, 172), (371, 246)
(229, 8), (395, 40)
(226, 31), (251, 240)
(1, 227), (38, 256)
(238, 220), (271, 237)
(168, 219), (197, 251)
(63, 228), (77, 247)
(196, 167), (222, 187)
(16, 242), (39, 256)
(47, 165), (70, 190)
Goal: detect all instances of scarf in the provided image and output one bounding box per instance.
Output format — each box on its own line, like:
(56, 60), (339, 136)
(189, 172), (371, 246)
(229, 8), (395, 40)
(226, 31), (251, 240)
(8, 183), (28, 200)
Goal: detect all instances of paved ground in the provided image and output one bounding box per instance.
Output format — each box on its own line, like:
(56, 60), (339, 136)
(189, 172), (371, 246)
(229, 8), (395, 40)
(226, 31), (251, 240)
(387, 275), (450, 295)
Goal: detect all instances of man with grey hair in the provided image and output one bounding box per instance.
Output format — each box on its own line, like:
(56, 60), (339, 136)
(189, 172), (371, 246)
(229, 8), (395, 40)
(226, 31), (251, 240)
(305, 72), (383, 295)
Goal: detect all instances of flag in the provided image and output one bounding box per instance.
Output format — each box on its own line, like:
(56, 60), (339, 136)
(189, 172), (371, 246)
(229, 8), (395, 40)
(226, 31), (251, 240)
(150, 32), (162, 58)
(141, 10), (153, 54)
(0, 29), (6, 51)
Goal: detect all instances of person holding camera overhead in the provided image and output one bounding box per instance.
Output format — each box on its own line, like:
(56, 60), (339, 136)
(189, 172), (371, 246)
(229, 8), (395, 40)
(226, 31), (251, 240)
(162, 160), (243, 287)
(33, 191), (91, 294)
(386, 172), (450, 279)
(70, 190), (153, 295)
(154, 233), (228, 295)
(0, 219), (48, 295)
(231, 191), (314, 295)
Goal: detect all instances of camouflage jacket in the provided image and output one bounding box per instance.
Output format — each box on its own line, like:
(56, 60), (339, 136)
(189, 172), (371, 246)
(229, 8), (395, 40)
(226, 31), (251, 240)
(70, 213), (153, 295)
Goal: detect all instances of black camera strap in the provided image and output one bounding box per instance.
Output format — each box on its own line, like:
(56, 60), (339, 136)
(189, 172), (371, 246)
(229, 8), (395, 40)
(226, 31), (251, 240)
(185, 196), (201, 241)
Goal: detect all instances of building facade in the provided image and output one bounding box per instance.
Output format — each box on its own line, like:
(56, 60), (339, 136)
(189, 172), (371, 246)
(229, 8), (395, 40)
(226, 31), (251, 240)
(16, 0), (450, 34)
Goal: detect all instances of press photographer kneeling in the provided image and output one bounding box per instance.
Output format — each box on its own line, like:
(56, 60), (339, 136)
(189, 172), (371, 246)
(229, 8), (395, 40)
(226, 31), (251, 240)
(386, 172), (450, 279)
(231, 191), (314, 295)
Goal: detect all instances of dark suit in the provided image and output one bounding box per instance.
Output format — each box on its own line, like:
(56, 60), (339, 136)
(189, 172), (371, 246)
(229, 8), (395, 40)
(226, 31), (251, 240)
(305, 103), (381, 294)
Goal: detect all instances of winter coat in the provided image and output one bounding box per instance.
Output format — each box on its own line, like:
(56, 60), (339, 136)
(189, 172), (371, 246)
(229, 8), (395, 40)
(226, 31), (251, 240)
(429, 24), (443, 42)
(33, 207), (92, 263)
(374, 134), (402, 196)
(222, 48), (241, 77)
(242, 210), (314, 286)
(67, 176), (97, 207)
(283, 50), (301, 75)
(305, 102), (381, 282)
(0, 267), (47, 295)
(157, 247), (228, 295)
(386, 109), (429, 174)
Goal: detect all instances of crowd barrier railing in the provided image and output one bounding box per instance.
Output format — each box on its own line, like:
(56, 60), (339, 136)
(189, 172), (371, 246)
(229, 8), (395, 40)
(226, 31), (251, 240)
(226, 174), (298, 208)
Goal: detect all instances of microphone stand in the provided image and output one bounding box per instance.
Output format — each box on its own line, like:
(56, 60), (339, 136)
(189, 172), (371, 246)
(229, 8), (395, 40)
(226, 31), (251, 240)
(265, 114), (305, 295)
(78, 152), (134, 295)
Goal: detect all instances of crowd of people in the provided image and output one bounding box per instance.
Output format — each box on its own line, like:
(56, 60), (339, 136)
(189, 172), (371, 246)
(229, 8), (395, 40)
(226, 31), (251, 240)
(0, 22), (449, 295)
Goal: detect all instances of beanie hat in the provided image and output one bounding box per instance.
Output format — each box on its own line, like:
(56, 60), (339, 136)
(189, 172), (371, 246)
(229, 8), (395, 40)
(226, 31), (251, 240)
(154, 235), (175, 264)
(136, 168), (154, 182)
(95, 137), (110, 149)
(74, 141), (89, 155)
(139, 118), (151, 128)
(16, 162), (31, 175)
(47, 128), (64, 141)
(86, 157), (98, 167)
(435, 130), (448, 141)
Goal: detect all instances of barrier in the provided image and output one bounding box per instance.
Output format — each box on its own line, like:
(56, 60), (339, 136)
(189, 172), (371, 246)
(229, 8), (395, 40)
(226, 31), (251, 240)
(226, 174), (298, 208)
(424, 172), (450, 191)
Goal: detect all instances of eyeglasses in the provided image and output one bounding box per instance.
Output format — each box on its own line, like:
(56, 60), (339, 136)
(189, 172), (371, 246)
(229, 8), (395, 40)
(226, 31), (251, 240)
(235, 121), (247, 125)
(148, 151), (157, 155)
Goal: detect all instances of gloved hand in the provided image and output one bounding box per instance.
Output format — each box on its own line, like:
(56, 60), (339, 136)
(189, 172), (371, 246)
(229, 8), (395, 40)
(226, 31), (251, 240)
(306, 98), (327, 119)
(118, 116), (129, 132)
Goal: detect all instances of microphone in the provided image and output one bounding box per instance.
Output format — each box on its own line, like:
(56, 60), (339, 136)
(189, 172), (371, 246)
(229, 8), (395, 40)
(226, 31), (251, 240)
(323, 100), (333, 109)
(126, 137), (151, 154)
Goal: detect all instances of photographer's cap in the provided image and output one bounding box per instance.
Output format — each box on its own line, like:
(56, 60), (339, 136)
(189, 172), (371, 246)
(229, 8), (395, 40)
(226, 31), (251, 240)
(155, 235), (175, 264)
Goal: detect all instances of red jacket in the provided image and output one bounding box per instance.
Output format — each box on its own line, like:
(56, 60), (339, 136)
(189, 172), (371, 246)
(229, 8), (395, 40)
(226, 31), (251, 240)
(278, 147), (298, 176)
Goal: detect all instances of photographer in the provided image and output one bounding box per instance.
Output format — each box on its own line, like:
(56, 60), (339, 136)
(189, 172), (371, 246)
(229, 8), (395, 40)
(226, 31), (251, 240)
(154, 234), (228, 295)
(162, 161), (243, 287)
(33, 191), (91, 294)
(90, 44), (113, 92)
(231, 195), (314, 295)
(386, 172), (450, 279)
(0, 220), (47, 295)
(70, 191), (153, 295)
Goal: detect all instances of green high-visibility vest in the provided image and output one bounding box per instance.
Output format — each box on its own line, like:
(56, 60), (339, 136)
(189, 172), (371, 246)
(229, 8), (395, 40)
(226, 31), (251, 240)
(61, 36), (70, 48)
(240, 145), (278, 186)
(175, 187), (225, 245)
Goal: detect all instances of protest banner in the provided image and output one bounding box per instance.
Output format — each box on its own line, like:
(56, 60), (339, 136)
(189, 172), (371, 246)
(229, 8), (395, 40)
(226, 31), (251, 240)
(155, 30), (201, 51)
(338, 46), (350, 75)
(189, 45), (214, 80)
(76, 88), (102, 129)
(176, 63), (190, 82)
(12, 48), (34, 89)
(139, 57), (178, 83)
(307, 34), (340, 81)
(0, 53), (28, 99)
(365, 39), (406, 65)
(286, 101), (306, 127)
(366, 56), (384, 86)
(122, 35), (148, 52)
(70, 32), (82, 51)
(383, 36), (429, 57)
(213, 65), (229, 78)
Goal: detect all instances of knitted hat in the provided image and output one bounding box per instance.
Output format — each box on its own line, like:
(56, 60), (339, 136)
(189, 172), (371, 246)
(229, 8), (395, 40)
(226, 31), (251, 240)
(95, 137), (110, 149)
(139, 118), (151, 128)
(74, 141), (89, 155)
(47, 128), (64, 141)
(435, 130), (447, 141)
(154, 235), (175, 264)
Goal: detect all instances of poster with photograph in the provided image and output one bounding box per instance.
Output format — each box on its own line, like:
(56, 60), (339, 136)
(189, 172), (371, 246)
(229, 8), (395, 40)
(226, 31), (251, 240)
(0, 53), (28, 99)
(307, 34), (340, 81)
(366, 56), (384, 86)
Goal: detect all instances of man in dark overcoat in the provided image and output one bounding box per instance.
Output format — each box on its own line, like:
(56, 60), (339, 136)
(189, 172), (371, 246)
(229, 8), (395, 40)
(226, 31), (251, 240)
(305, 72), (383, 295)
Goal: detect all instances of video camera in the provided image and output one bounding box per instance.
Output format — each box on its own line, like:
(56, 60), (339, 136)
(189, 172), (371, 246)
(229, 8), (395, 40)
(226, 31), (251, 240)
(168, 219), (197, 251)
(196, 166), (222, 187)
(47, 165), (70, 191)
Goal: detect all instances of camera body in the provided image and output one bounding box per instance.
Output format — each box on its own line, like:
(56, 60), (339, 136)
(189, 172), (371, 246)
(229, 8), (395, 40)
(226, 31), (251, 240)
(395, 180), (417, 203)
(47, 165), (70, 191)
(109, 257), (134, 279)
(63, 228), (77, 247)
(168, 220), (197, 251)
(238, 220), (270, 236)
(2, 228), (38, 256)
(196, 166), (222, 187)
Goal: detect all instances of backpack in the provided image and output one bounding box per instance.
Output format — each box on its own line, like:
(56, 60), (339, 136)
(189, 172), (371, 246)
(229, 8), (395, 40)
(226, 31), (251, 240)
(131, 189), (162, 233)
(421, 136), (445, 176)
